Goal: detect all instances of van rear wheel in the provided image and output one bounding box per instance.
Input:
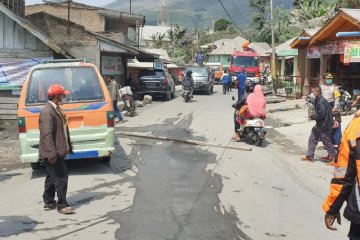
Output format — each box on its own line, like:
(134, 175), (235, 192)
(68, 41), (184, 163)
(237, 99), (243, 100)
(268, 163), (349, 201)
(101, 156), (111, 163)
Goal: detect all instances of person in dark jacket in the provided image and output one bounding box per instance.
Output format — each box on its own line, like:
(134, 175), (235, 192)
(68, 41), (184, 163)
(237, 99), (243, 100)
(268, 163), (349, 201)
(323, 116), (360, 239)
(39, 84), (75, 214)
(221, 70), (231, 95)
(301, 86), (336, 162)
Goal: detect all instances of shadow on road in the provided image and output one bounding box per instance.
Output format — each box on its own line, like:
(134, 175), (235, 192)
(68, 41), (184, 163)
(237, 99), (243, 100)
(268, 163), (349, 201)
(0, 173), (23, 183)
(30, 137), (133, 179)
(0, 215), (38, 238)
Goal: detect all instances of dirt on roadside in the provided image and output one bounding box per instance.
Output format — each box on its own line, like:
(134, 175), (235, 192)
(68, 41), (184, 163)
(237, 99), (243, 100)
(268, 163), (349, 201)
(0, 122), (26, 173)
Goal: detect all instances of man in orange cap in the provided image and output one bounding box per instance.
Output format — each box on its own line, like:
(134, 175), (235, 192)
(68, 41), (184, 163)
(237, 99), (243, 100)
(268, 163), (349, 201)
(39, 84), (75, 214)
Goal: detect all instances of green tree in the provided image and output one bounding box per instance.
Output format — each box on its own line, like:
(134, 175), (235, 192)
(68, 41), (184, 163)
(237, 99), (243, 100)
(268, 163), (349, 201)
(291, 0), (335, 23)
(150, 33), (165, 48)
(249, 0), (270, 32)
(167, 25), (187, 56)
(214, 19), (231, 32)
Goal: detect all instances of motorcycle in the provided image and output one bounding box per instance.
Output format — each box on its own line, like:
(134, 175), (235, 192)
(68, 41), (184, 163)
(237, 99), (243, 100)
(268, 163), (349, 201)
(232, 96), (267, 146)
(182, 86), (193, 102)
(120, 86), (136, 117)
(305, 94), (315, 119)
(338, 87), (353, 115)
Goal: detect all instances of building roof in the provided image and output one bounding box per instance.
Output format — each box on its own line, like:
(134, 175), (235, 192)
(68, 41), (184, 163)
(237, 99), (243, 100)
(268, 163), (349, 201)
(141, 25), (172, 41)
(309, 8), (360, 45)
(290, 28), (320, 49)
(26, 12), (156, 61)
(0, 3), (71, 58)
(268, 37), (298, 57)
(341, 8), (360, 22)
(209, 36), (270, 56)
(27, 2), (145, 25)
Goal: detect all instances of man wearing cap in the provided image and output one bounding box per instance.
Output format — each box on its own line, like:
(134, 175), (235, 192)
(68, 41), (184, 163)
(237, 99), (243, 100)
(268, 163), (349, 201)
(39, 84), (75, 214)
(321, 73), (342, 160)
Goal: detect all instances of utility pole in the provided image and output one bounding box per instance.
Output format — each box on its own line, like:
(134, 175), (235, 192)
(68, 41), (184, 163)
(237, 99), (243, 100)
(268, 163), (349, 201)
(270, 0), (276, 79)
(67, 0), (70, 24)
(129, 0), (132, 14)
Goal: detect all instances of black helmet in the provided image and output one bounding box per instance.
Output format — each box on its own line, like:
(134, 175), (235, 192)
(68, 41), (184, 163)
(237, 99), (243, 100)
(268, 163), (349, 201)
(186, 70), (192, 77)
(245, 82), (255, 93)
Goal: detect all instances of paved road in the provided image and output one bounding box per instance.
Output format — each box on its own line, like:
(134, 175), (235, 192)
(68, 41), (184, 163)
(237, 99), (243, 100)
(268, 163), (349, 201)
(0, 85), (348, 239)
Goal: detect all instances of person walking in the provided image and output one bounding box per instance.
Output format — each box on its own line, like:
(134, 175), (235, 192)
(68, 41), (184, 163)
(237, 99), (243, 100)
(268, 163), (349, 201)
(323, 116), (360, 239)
(321, 73), (342, 152)
(39, 84), (75, 214)
(236, 68), (247, 101)
(221, 70), (231, 95)
(107, 75), (123, 123)
(301, 86), (336, 162)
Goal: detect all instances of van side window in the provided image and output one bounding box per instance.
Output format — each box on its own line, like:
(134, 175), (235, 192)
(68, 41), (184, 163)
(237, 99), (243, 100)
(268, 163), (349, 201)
(26, 67), (104, 105)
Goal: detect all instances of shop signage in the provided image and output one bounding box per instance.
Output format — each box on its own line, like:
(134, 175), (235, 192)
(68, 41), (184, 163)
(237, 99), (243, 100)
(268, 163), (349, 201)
(320, 42), (345, 55)
(308, 46), (321, 58)
(344, 41), (360, 63)
(101, 56), (124, 75)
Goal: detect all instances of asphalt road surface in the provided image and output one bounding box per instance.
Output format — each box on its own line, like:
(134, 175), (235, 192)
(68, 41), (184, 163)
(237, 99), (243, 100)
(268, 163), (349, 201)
(0, 85), (348, 239)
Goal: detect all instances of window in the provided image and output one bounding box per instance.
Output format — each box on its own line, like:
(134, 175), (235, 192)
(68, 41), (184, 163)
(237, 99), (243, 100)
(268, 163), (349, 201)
(231, 56), (259, 67)
(26, 67), (104, 105)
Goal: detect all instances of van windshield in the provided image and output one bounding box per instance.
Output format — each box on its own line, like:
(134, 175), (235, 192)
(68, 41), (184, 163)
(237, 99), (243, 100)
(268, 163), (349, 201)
(26, 67), (104, 105)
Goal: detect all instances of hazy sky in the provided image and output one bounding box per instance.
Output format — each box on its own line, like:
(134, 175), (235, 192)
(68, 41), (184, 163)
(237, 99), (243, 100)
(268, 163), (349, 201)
(25, 0), (115, 7)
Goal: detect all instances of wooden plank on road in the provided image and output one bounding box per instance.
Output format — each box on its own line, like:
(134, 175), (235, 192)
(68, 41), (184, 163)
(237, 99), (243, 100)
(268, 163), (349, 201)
(0, 109), (17, 115)
(118, 132), (252, 152)
(0, 103), (18, 109)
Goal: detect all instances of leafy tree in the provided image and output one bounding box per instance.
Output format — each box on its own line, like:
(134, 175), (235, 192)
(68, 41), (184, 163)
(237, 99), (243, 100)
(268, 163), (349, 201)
(291, 0), (335, 24)
(249, 0), (270, 32)
(150, 33), (165, 48)
(167, 25), (187, 56)
(214, 19), (231, 32)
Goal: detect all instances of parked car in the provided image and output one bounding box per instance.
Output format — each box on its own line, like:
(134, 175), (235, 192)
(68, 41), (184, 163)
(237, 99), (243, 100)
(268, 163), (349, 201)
(18, 59), (115, 170)
(133, 68), (176, 101)
(184, 66), (214, 95)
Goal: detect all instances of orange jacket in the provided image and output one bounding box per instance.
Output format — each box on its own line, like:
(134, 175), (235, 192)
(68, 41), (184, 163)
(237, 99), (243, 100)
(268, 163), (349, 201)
(323, 117), (360, 224)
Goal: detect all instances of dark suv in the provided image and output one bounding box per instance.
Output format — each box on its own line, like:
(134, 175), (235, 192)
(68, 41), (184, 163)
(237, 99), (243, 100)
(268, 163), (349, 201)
(184, 67), (214, 95)
(134, 68), (176, 101)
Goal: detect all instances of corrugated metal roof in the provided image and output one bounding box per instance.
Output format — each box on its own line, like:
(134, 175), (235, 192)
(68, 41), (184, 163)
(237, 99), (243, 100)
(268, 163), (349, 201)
(141, 25), (172, 41)
(209, 36), (270, 56)
(341, 8), (360, 22)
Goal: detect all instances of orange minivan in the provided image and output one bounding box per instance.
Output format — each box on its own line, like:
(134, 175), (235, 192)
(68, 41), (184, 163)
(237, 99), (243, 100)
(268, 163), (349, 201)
(17, 60), (115, 170)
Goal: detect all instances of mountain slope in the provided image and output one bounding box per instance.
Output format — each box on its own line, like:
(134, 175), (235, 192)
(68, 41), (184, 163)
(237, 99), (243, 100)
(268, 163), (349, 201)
(105, 0), (294, 28)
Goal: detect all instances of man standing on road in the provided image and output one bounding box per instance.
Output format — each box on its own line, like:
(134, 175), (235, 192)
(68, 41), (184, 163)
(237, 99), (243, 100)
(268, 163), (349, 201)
(321, 73), (342, 151)
(220, 70), (231, 95)
(323, 116), (360, 239)
(236, 68), (247, 101)
(301, 86), (336, 162)
(39, 84), (75, 214)
(107, 75), (123, 123)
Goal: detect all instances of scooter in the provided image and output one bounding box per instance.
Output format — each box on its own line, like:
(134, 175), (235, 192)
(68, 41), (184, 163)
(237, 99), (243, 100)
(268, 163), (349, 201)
(182, 86), (193, 102)
(120, 86), (136, 117)
(232, 96), (267, 146)
(236, 117), (267, 146)
(338, 87), (353, 115)
(305, 94), (315, 119)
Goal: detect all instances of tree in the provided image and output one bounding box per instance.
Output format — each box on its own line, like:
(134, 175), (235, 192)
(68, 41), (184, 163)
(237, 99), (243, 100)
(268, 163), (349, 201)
(150, 33), (165, 48)
(167, 25), (187, 56)
(291, 0), (335, 24)
(214, 19), (231, 32)
(249, 0), (270, 32)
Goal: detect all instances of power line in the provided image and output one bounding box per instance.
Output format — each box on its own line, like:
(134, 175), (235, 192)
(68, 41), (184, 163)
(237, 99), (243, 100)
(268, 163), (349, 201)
(216, 0), (246, 36)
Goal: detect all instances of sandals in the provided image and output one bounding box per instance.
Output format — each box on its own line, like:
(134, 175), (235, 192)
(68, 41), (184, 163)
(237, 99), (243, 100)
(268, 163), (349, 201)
(58, 206), (75, 214)
(44, 202), (57, 211)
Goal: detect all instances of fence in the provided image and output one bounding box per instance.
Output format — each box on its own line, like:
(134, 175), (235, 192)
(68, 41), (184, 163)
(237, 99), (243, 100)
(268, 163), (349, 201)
(273, 75), (303, 99)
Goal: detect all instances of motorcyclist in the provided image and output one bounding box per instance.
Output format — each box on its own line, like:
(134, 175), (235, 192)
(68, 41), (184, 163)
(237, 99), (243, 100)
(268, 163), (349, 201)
(232, 82), (255, 142)
(182, 70), (194, 99)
